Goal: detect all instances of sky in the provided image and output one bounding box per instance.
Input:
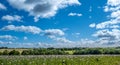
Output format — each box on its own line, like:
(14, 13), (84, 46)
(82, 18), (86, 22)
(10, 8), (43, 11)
(0, 0), (120, 48)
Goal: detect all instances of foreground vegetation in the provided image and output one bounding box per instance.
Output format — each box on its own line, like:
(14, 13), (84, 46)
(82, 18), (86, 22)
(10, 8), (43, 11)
(0, 55), (120, 65)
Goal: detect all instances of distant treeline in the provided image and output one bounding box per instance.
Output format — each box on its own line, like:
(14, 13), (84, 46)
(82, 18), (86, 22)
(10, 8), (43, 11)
(1, 47), (120, 55)
(0, 47), (8, 49)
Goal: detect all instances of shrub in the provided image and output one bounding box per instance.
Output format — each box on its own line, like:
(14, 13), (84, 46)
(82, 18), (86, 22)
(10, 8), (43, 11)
(9, 50), (20, 55)
(2, 50), (9, 55)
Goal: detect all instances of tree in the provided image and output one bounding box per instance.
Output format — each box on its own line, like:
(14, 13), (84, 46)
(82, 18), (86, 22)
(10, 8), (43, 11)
(9, 50), (20, 55)
(21, 50), (33, 55)
(2, 50), (9, 55)
(0, 52), (2, 55)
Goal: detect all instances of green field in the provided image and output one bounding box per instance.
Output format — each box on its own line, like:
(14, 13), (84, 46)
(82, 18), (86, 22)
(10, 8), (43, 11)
(0, 55), (120, 65)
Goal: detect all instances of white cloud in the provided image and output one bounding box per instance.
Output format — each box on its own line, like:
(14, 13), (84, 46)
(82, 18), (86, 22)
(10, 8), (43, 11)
(110, 25), (119, 28)
(38, 37), (75, 48)
(0, 41), (12, 44)
(0, 3), (7, 10)
(104, 5), (120, 12)
(88, 0), (120, 46)
(44, 29), (73, 44)
(53, 37), (73, 43)
(23, 36), (28, 40)
(44, 29), (65, 36)
(107, 0), (120, 6)
(0, 35), (17, 40)
(7, 0), (81, 22)
(1, 25), (42, 34)
(89, 23), (96, 28)
(96, 19), (120, 29)
(2, 15), (23, 22)
(93, 29), (113, 38)
(92, 29), (120, 45)
(7, 39), (120, 48)
(94, 0), (120, 29)
(111, 10), (120, 18)
(68, 12), (82, 16)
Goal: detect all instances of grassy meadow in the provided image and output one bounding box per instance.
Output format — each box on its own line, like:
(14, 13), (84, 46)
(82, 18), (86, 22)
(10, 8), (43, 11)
(0, 55), (120, 65)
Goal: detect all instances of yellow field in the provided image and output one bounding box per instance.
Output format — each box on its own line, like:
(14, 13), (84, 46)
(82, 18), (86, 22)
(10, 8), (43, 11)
(0, 49), (28, 53)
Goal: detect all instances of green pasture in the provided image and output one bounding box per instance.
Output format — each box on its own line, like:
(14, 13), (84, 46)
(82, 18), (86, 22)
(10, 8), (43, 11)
(0, 55), (120, 65)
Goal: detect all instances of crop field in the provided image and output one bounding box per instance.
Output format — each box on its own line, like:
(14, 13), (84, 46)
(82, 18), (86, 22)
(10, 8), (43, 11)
(0, 55), (120, 65)
(0, 49), (28, 53)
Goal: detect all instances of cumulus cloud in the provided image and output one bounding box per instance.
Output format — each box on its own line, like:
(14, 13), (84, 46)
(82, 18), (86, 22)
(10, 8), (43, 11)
(111, 10), (120, 18)
(107, 0), (120, 6)
(7, 0), (81, 22)
(44, 29), (65, 36)
(0, 3), (7, 10)
(1, 25), (66, 40)
(93, 29), (114, 38)
(110, 25), (119, 28)
(1, 25), (42, 34)
(68, 12), (82, 16)
(89, 0), (120, 46)
(96, 18), (120, 29)
(89, 23), (96, 28)
(43, 29), (74, 44)
(92, 29), (120, 44)
(2, 15), (23, 22)
(0, 35), (17, 40)
(92, 0), (120, 29)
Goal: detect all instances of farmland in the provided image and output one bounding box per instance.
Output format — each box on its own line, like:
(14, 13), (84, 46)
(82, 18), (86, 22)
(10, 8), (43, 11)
(0, 48), (27, 53)
(0, 47), (120, 65)
(0, 55), (120, 65)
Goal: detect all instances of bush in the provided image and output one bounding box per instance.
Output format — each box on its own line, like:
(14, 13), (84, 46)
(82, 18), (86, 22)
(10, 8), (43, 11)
(21, 50), (33, 55)
(0, 52), (2, 55)
(9, 50), (20, 55)
(2, 50), (9, 55)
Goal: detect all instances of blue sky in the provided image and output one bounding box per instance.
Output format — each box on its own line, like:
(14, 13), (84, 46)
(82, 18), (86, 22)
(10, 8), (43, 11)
(0, 0), (120, 48)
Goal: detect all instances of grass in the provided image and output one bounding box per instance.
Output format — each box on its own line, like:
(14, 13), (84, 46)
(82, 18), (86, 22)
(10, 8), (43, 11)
(0, 55), (120, 65)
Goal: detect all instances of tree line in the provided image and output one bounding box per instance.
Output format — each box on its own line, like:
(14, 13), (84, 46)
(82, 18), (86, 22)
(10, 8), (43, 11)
(1, 47), (120, 55)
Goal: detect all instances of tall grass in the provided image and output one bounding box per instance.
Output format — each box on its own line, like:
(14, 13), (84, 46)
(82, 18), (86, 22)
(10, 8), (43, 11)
(0, 55), (120, 65)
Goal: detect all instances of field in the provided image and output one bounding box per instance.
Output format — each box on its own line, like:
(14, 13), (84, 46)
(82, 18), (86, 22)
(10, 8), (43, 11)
(0, 49), (28, 53)
(0, 55), (120, 65)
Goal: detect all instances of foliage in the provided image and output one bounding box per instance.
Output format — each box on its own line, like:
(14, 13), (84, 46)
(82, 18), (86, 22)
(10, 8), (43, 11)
(1, 47), (120, 55)
(2, 50), (9, 55)
(9, 50), (20, 55)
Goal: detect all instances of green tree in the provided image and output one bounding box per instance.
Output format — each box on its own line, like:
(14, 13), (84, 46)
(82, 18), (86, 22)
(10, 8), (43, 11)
(2, 50), (9, 55)
(9, 50), (20, 55)
(0, 52), (2, 55)
(21, 50), (33, 55)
